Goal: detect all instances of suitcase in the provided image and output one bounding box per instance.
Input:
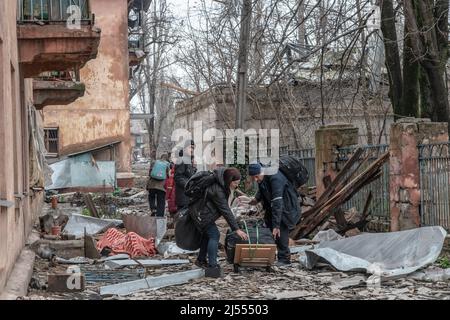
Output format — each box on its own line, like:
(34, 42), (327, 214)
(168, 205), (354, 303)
(224, 219), (276, 272)
(233, 244), (277, 272)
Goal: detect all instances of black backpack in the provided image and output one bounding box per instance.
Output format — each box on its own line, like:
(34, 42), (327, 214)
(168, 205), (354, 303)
(279, 155), (309, 188)
(184, 171), (218, 231)
(184, 171), (217, 204)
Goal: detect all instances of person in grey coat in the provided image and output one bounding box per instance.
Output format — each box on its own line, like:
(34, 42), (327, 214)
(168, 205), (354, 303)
(174, 140), (197, 211)
(248, 163), (301, 266)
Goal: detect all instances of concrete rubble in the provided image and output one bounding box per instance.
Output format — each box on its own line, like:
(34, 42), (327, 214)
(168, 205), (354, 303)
(16, 162), (450, 301)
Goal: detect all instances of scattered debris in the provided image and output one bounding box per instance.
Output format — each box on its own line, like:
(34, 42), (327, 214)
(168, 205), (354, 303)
(312, 230), (343, 242)
(408, 267), (450, 282)
(32, 239), (84, 259)
(105, 259), (190, 269)
(291, 149), (388, 239)
(157, 242), (199, 257)
(99, 269), (205, 296)
(83, 193), (99, 218)
(330, 275), (366, 290)
(39, 214), (69, 235)
(84, 234), (102, 259)
(272, 290), (318, 300)
(63, 214), (122, 239)
(54, 256), (92, 265)
(47, 272), (86, 293)
(122, 213), (167, 245)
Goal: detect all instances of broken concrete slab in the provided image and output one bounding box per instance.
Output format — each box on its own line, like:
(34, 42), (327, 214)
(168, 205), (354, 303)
(104, 259), (190, 269)
(31, 239), (84, 259)
(100, 269), (205, 296)
(302, 226), (447, 278)
(273, 290), (318, 300)
(63, 214), (122, 239)
(48, 273), (86, 292)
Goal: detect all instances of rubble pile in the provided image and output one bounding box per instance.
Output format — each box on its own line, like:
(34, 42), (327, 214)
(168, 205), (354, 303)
(292, 148), (389, 240)
(21, 161), (450, 301)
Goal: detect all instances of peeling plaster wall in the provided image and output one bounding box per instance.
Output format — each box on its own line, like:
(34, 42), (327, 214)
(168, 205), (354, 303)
(0, 1), (42, 294)
(43, 0), (131, 173)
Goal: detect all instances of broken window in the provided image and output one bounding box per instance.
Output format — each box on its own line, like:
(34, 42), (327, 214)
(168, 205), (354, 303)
(44, 128), (59, 156)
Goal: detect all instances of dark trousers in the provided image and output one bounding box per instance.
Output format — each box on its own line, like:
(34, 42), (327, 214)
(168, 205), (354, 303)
(198, 224), (220, 267)
(266, 220), (291, 263)
(148, 189), (166, 217)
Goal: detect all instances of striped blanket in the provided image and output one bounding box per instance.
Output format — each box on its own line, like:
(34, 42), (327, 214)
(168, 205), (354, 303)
(96, 228), (157, 258)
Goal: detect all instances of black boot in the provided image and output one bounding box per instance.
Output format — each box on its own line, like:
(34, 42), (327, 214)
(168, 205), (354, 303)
(195, 260), (208, 269)
(205, 265), (223, 278)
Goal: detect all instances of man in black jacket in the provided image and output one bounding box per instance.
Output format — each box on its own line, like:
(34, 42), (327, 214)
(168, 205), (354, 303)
(248, 163), (300, 266)
(174, 140), (197, 211)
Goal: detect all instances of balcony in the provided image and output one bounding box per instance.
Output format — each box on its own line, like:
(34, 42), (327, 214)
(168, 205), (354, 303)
(129, 32), (148, 66)
(17, 0), (101, 77)
(33, 71), (85, 109)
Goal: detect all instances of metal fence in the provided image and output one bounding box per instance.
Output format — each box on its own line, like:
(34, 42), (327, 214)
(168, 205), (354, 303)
(18, 0), (91, 22)
(279, 148), (316, 187)
(336, 144), (390, 220)
(419, 142), (450, 230)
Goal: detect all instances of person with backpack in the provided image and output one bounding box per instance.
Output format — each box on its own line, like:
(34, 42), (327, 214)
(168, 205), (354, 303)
(147, 153), (170, 217)
(247, 163), (301, 266)
(174, 139), (197, 211)
(187, 167), (248, 277)
(164, 165), (177, 217)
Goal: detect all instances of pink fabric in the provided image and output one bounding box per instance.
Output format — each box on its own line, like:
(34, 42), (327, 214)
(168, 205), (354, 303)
(96, 228), (157, 258)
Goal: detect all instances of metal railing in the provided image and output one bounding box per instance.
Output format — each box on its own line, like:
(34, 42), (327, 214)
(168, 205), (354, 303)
(129, 32), (146, 51)
(17, 0), (91, 23)
(419, 142), (450, 230)
(335, 144), (390, 220)
(280, 148), (316, 187)
(35, 70), (80, 81)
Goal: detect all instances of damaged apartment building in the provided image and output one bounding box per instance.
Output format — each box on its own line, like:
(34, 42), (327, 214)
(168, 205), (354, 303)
(0, 0), (147, 296)
(43, 0), (149, 192)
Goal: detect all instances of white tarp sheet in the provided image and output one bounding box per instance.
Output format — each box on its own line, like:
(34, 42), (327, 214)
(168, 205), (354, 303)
(46, 153), (116, 190)
(300, 226), (447, 278)
(63, 214), (123, 239)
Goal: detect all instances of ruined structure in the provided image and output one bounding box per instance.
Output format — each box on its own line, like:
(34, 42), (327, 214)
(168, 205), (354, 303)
(174, 85), (394, 149)
(43, 0), (149, 188)
(1, 0), (100, 295)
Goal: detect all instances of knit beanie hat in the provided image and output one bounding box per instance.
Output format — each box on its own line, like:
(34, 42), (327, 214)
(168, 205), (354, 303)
(248, 163), (262, 176)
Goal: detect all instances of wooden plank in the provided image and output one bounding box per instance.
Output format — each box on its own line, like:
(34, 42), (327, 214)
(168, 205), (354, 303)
(83, 193), (99, 218)
(362, 191), (373, 220)
(291, 152), (389, 239)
